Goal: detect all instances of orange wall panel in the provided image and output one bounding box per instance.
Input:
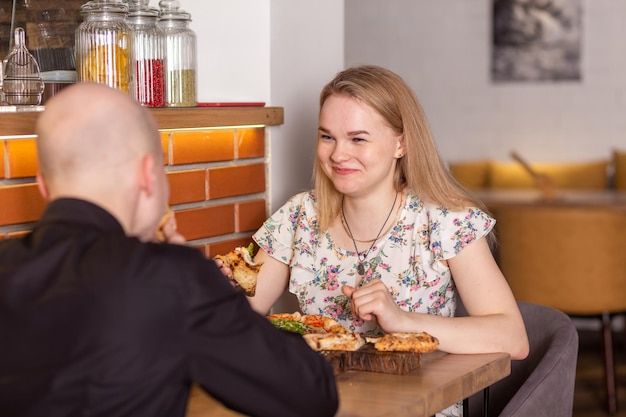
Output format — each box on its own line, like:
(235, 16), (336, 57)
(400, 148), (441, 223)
(167, 169), (206, 205)
(236, 199), (266, 232)
(160, 132), (169, 165)
(171, 129), (235, 164)
(6, 139), (38, 178)
(236, 128), (264, 159)
(1, 119), (269, 247)
(0, 183), (46, 226)
(0, 141), (5, 179)
(207, 163), (265, 199)
(175, 204), (235, 241)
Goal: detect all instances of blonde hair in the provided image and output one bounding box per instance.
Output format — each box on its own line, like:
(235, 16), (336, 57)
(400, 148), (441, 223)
(314, 65), (483, 231)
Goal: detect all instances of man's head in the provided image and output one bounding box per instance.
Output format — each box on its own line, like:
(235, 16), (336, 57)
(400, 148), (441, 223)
(35, 82), (169, 241)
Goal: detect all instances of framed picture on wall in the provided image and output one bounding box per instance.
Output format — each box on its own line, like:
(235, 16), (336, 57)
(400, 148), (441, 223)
(491, 0), (582, 82)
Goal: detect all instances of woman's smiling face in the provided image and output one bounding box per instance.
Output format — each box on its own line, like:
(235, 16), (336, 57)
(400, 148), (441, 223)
(317, 94), (404, 198)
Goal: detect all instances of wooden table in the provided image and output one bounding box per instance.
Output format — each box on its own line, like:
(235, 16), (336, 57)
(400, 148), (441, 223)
(185, 350), (511, 417)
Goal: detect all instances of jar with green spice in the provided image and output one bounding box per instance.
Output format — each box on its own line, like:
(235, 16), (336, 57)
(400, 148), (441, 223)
(157, 0), (197, 107)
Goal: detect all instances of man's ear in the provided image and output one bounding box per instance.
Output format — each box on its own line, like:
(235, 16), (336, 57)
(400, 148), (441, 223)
(36, 171), (50, 201)
(138, 153), (156, 196)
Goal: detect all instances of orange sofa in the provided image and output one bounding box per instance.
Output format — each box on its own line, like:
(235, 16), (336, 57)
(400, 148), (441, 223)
(448, 157), (612, 191)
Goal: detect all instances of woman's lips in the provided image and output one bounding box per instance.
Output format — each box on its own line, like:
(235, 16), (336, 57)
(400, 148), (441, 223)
(333, 167), (358, 175)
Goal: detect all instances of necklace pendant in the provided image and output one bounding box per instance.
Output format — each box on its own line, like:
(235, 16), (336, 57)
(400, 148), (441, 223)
(357, 262), (366, 275)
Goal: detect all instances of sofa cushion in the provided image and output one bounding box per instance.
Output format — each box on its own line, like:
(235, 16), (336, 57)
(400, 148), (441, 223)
(488, 159), (609, 190)
(447, 160), (490, 190)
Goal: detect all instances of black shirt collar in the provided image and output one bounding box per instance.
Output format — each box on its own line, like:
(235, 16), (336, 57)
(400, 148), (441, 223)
(36, 198), (126, 235)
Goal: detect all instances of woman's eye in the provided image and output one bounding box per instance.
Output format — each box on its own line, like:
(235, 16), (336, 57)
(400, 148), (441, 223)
(352, 137), (366, 143)
(320, 134), (333, 140)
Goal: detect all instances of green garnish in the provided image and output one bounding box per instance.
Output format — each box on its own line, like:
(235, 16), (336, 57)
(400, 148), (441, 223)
(270, 318), (312, 335)
(247, 243), (254, 258)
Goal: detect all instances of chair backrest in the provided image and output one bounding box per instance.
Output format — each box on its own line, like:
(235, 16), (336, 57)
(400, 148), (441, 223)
(460, 301), (579, 417)
(494, 205), (626, 315)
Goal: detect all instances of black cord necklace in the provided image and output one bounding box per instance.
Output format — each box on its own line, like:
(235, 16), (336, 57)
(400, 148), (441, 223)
(341, 191), (398, 275)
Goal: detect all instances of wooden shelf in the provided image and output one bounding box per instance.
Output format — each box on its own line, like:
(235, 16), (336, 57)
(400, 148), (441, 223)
(150, 106), (283, 130)
(0, 106), (284, 137)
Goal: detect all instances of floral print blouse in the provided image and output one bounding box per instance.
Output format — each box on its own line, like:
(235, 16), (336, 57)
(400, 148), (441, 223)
(253, 191), (495, 335)
(253, 191), (494, 417)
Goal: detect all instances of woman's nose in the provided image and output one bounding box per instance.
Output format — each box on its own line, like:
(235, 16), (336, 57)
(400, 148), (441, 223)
(330, 142), (349, 162)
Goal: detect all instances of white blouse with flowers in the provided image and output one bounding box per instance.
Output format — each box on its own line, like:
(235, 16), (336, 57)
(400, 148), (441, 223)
(253, 191), (495, 417)
(253, 190), (495, 335)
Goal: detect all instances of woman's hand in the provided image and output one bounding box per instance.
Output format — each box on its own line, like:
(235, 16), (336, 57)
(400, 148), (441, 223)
(341, 278), (404, 331)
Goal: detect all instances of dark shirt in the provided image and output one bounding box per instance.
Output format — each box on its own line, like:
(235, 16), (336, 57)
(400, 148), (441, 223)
(0, 199), (338, 417)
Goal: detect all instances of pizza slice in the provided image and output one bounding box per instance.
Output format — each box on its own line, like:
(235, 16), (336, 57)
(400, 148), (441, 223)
(303, 333), (366, 352)
(368, 332), (439, 353)
(300, 314), (348, 334)
(214, 244), (262, 296)
(267, 313), (348, 335)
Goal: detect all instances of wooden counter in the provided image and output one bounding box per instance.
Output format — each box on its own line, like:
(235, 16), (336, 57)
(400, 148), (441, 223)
(0, 106), (285, 137)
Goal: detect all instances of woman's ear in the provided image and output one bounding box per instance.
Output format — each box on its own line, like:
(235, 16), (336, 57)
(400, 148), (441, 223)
(36, 171), (50, 201)
(395, 135), (406, 159)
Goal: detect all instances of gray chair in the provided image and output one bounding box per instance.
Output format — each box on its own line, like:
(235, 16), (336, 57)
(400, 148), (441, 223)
(460, 301), (579, 417)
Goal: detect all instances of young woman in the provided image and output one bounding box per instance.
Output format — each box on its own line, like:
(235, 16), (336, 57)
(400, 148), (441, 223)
(249, 66), (528, 415)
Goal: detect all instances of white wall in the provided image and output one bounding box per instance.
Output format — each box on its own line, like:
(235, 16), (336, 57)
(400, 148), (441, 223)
(268, 1), (345, 210)
(184, 0), (344, 213)
(185, 0), (271, 102)
(345, 0), (626, 164)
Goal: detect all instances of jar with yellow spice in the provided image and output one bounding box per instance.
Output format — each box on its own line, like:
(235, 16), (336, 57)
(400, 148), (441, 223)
(75, 0), (133, 92)
(158, 0), (196, 107)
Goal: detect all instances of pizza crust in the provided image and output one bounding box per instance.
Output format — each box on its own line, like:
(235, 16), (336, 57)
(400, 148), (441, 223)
(303, 333), (366, 352)
(372, 332), (439, 353)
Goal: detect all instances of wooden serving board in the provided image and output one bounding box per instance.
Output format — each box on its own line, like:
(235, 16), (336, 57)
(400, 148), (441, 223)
(321, 343), (421, 375)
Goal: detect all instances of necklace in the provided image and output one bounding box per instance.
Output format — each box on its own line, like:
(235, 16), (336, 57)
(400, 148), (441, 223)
(340, 215), (378, 243)
(341, 191), (398, 275)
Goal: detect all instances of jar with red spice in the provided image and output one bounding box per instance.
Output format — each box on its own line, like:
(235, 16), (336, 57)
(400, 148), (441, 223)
(126, 0), (166, 107)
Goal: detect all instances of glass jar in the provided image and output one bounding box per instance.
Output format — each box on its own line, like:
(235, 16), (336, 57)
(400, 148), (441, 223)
(158, 0), (196, 107)
(75, 0), (132, 92)
(2, 27), (45, 106)
(127, 0), (166, 107)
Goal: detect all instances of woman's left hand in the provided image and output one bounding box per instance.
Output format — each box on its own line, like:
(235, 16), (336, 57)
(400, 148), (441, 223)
(341, 278), (403, 330)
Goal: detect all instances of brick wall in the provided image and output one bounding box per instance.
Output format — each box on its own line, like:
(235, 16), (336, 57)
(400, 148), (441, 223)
(0, 126), (268, 257)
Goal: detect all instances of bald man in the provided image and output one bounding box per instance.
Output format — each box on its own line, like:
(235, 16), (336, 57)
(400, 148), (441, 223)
(0, 83), (338, 417)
